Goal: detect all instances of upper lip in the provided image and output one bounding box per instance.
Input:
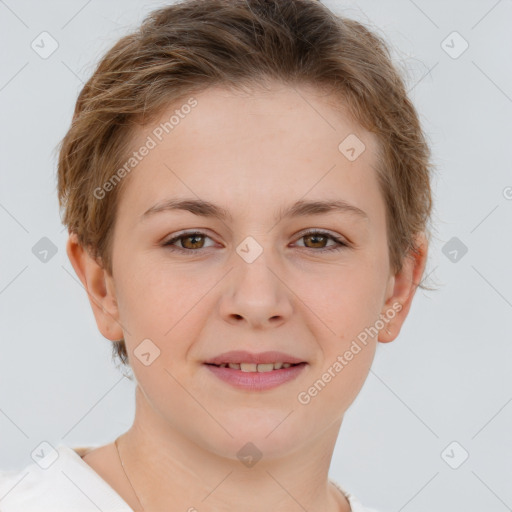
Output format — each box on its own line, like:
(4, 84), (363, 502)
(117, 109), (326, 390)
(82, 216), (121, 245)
(204, 351), (306, 365)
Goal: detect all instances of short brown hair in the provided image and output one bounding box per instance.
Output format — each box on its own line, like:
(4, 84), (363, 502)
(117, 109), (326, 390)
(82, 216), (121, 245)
(57, 0), (436, 368)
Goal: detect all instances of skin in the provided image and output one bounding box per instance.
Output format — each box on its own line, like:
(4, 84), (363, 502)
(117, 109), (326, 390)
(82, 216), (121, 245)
(67, 81), (428, 512)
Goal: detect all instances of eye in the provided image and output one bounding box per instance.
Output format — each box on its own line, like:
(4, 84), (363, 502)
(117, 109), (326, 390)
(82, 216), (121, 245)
(162, 229), (349, 254)
(293, 229), (349, 252)
(163, 231), (215, 252)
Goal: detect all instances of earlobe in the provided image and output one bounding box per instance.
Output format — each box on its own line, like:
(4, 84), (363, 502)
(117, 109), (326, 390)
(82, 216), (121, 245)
(378, 232), (429, 343)
(66, 232), (124, 342)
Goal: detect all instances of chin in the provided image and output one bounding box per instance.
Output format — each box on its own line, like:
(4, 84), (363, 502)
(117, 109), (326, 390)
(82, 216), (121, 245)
(202, 417), (307, 461)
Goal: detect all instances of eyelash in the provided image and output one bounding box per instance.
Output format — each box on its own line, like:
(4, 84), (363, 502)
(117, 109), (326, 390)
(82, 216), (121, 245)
(162, 229), (349, 255)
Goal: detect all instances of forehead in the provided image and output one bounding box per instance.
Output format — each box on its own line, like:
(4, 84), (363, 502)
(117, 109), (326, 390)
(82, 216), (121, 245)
(117, 82), (385, 230)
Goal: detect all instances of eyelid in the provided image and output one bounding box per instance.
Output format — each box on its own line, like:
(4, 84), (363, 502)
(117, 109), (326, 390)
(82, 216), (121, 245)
(162, 229), (217, 247)
(294, 227), (349, 243)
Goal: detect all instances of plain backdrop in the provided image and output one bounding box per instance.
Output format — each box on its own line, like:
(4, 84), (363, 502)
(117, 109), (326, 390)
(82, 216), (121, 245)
(1, 1), (511, 511)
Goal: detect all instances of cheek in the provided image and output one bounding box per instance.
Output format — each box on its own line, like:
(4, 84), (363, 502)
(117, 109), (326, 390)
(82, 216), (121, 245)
(115, 260), (213, 359)
(294, 259), (386, 335)
(115, 250), (180, 309)
(292, 259), (384, 395)
(110, 255), (173, 342)
(299, 277), (380, 411)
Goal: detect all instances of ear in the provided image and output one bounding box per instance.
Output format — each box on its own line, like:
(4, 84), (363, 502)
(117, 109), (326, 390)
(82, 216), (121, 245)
(378, 232), (429, 343)
(66, 232), (124, 342)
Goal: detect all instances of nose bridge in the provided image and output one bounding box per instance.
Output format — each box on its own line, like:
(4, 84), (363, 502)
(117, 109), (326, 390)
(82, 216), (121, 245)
(233, 236), (282, 297)
(219, 235), (293, 327)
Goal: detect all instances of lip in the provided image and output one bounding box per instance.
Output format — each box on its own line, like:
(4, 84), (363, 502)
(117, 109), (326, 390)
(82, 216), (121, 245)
(204, 350), (306, 365)
(204, 362), (308, 391)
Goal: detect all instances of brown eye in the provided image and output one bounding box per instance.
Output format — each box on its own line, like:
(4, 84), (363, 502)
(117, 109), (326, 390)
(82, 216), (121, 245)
(163, 229), (349, 255)
(295, 230), (349, 252)
(163, 231), (213, 252)
(179, 233), (206, 249)
(303, 232), (329, 249)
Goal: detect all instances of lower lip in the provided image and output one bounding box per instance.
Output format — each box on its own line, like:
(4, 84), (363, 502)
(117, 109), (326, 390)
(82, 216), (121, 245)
(204, 363), (307, 391)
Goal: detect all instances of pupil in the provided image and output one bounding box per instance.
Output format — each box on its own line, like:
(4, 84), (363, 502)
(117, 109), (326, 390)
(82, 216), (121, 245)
(186, 235), (202, 248)
(308, 234), (325, 247)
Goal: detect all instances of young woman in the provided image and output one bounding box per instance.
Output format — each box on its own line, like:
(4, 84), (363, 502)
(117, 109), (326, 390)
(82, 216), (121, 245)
(0, 0), (433, 510)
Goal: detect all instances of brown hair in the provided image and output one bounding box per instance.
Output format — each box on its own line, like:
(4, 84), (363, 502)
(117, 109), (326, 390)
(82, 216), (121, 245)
(56, 0), (436, 368)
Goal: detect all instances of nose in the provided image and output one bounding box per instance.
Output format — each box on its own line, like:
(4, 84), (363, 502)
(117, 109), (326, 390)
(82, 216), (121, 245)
(218, 251), (293, 330)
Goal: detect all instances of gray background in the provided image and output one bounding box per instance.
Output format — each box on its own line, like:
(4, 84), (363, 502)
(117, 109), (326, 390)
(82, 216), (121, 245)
(1, 1), (511, 511)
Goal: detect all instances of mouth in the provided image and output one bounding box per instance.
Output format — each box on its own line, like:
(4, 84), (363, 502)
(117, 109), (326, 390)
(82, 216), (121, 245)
(203, 350), (308, 390)
(204, 350), (307, 367)
(204, 361), (306, 372)
(204, 362), (309, 392)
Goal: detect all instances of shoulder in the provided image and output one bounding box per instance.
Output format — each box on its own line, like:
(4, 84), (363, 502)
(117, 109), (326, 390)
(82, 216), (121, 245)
(330, 478), (383, 512)
(0, 443), (131, 512)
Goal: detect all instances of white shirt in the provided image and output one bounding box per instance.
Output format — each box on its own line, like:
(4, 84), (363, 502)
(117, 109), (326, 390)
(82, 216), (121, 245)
(0, 444), (381, 511)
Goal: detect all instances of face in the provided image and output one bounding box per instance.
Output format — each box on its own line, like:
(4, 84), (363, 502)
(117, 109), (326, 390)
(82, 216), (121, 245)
(98, 82), (400, 458)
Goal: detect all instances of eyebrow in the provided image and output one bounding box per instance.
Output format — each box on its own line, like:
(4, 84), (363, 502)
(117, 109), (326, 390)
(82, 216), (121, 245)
(141, 197), (369, 224)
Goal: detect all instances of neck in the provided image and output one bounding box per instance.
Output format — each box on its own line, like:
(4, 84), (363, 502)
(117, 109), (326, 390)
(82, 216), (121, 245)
(114, 385), (350, 512)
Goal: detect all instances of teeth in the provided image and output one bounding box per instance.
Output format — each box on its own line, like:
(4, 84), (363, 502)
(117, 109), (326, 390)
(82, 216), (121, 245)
(254, 363), (274, 373)
(215, 362), (298, 372)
